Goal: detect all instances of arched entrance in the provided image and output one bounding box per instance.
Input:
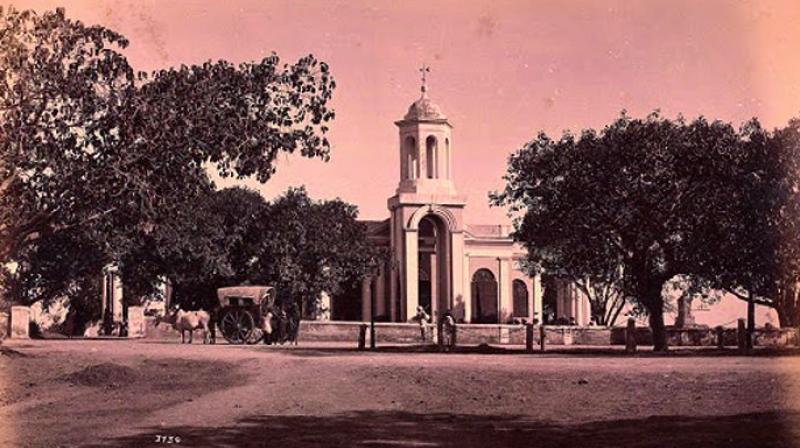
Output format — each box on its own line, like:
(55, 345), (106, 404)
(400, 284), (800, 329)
(471, 269), (498, 323)
(417, 215), (450, 319)
(513, 279), (529, 319)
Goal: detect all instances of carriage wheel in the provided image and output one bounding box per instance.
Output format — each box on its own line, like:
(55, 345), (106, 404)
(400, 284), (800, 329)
(220, 309), (255, 344)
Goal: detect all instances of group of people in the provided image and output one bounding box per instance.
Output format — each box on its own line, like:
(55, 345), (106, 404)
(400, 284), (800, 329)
(414, 306), (457, 348)
(263, 301), (300, 345)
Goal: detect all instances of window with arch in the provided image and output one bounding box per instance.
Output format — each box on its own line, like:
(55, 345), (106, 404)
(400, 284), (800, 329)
(513, 279), (529, 318)
(426, 135), (437, 179)
(405, 136), (417, 180)
(471, 269), (498, 323)
(445, 138), (450, 178)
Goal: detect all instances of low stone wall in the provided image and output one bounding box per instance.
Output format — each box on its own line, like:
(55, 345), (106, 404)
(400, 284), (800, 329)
(298, 321), (365, 342)
(608, 327), (799, 347)
(141, 317), (799, 348)
(144, 316), (183, 340)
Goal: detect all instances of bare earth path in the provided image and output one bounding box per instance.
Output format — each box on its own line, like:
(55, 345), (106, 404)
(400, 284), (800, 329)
(3, 339), (800, 447)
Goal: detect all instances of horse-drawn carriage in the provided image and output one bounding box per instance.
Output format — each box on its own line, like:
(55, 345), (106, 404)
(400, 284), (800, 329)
(216, 286), (275, 344)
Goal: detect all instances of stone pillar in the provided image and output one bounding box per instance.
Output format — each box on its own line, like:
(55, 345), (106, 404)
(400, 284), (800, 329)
(582, 292), (592, 326)
(361, 277), (372, 322)
(376, 265), (387, 319)
(404, 229), (418, 322)
(498, 258), (512, 323)
(127, 306), (145, 338)
(533, 275), (543, 324)
(439, 230), (452, 315)
(389, 213), (399, 322)
(451, 232), (466, 321)
(112, 274), (124, 322)
(461, 256), (471, 323)
(10, 306), (30, 339)
(570, 284), (578, 323)
(389, 269), (399, 322)
(101, 273), (108, 316)
(430, 252), (438, 319)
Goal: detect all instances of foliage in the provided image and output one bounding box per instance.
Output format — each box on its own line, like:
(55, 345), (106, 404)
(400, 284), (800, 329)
(255, 187), (379, 317)
(695, 119), (800, 325)
(0, 7), (336, 311)
(125, 186), (377, 320)
(492, 112), (745, 350)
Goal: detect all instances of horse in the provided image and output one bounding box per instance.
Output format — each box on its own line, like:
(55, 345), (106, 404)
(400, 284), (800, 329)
(156, 306), (214, 344)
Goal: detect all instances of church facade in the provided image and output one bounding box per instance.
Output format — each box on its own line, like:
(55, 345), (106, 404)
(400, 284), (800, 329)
(331, 84), (590, 326)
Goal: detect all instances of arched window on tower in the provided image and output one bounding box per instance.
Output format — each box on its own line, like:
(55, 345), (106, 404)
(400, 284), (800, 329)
(405, 136), (417, 180)
(426, 136), (437, 179)
(445, 138), (450, 179)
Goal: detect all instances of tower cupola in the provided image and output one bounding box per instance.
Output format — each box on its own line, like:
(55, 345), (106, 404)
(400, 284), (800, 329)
(394, 66), (455, 196)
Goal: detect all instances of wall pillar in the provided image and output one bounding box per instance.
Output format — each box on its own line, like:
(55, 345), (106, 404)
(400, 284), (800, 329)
(10, 306), (30, 339)
(451, 232), (467, 322)
(585, 292), (592, 325)
(498, 258), (512, 323)
(112, 272), (123, 322)
(101, 273), (108, 316)
(532, 274), (543, 324)
(430, 252), (438, 320)
(376, 263), (387, 319)
(127, 306), (145, 337)
(404, 229), (419, 322)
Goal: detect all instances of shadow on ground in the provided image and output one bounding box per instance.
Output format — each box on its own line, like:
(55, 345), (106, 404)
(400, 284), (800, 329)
(92, 410), (800, 448)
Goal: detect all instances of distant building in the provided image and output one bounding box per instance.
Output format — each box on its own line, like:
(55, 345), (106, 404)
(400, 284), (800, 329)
(328, 82), (590, 325)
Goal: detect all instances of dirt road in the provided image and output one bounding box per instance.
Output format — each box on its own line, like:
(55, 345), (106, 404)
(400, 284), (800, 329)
(2, 339), (800, 447)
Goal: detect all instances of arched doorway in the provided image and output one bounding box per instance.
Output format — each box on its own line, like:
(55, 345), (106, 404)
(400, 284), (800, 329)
(471, 269), (498, 323)
(513, 279), (529, 319)
(417, 215), (450, 319)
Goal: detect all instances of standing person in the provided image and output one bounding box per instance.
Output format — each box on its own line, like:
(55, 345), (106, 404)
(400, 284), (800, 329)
(414, 306), (431, 342)
(440, 310), (456, 351)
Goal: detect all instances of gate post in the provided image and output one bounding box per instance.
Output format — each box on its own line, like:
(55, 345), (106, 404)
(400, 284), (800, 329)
(715, 325), (724, 349)
(737, 318), (747, 353)
(525, 323), (534, 353)
(10, 306), (30, 339)
(358, 323), (368, 350)
(625, 318), (637, 354)
(539, 324), (546, 351)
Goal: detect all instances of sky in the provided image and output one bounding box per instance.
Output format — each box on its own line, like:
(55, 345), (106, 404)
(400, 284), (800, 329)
(11, 0), (800, 225)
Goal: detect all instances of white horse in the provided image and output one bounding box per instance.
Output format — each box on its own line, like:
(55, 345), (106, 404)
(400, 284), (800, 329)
(156, 307), (213, 344)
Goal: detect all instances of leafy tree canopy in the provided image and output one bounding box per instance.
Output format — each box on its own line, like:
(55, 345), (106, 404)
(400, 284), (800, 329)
(0, 7), (336, 307)
(492, 112), (748, 350)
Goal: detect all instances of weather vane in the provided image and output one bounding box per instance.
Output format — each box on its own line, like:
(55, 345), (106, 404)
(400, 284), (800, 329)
(419, 64), (430, 95)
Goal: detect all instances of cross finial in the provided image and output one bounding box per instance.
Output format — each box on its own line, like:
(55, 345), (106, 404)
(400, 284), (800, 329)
(419, 64), (430, 96)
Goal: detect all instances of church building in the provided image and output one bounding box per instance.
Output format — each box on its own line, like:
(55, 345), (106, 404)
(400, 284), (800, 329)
(331, 77), (591, 326)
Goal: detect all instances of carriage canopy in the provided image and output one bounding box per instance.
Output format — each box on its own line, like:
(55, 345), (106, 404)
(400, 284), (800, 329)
(217, 286), (274, 307)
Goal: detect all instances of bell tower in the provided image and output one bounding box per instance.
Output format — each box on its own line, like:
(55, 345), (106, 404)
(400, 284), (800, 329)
(387, 67), (467, 322)
(395, 65), (457, 196)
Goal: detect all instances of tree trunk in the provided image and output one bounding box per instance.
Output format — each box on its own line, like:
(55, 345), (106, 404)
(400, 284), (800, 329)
(775, 283), (800, 328)
(746, 294), (755, 350)
(649, 305), (668, 352)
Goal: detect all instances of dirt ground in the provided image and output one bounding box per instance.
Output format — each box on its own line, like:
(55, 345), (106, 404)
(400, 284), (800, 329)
(3, 340), (800, 447)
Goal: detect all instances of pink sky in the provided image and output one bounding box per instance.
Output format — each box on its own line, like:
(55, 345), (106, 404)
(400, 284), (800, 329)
(12, 0), (800, 224)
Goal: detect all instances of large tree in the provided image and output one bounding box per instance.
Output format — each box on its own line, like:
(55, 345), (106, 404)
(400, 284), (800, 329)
(492, 112), (744, 351)
(255, 187), (378, 318)
(695, 119), (800, 331)
(0, 7), (336, 307)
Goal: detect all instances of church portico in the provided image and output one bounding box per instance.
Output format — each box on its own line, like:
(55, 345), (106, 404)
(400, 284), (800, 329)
(348, 70), (590, 327)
